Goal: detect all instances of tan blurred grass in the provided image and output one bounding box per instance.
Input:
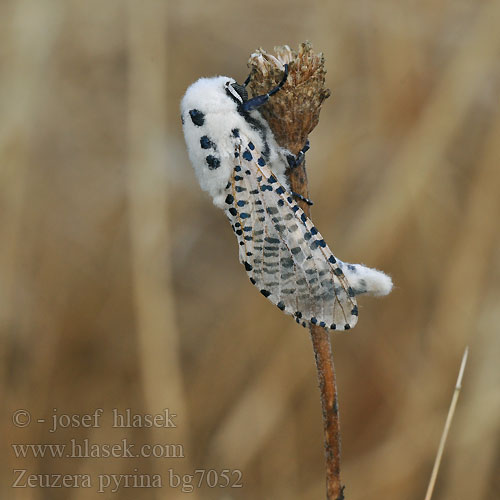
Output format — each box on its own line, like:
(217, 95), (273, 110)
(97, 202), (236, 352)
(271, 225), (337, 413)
(1, 1), (499, 499)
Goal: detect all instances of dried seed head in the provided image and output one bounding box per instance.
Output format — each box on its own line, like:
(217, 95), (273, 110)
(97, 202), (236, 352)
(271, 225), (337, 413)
(247, 41), (331, 155)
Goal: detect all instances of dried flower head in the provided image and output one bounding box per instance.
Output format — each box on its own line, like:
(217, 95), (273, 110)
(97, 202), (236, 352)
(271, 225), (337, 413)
(247, 42), (331, 156)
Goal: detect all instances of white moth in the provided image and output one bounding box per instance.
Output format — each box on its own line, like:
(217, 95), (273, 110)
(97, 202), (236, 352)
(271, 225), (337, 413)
(181, 66), (392, 330)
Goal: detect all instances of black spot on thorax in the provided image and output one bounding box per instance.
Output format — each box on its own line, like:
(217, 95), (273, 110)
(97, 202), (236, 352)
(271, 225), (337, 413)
(205, 155), (220, 169)
(200, 136), (215, 149)
(189, 109), (205, 126)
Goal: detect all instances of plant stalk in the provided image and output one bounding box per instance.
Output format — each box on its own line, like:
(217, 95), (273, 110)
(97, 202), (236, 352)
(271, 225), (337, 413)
(247, 43), (343, 499)
(289, 161), (344, 500)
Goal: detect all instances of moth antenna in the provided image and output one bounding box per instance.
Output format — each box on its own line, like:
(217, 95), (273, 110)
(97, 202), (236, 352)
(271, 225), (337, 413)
(241, 64), (288, 112)
(243, 69), (254, 87)
(267, 63), (288, 97)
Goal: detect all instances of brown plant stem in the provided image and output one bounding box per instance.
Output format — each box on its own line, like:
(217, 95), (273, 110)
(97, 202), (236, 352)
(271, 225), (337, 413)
(310, 324), (343, 499)
(248, 43), (343, 500)
(289, 158), (343, 500)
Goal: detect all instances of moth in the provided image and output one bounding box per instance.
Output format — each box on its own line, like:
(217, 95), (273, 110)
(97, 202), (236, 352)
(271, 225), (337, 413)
(181, 65), (392, 330)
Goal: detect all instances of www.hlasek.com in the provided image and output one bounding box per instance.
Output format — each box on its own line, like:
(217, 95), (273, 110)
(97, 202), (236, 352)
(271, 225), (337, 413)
(12, 439), (184, 459)
(12, 468), (243, 493)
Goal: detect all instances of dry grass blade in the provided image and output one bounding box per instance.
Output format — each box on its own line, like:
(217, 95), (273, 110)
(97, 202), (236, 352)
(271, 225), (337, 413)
(424, 346), (469, 500)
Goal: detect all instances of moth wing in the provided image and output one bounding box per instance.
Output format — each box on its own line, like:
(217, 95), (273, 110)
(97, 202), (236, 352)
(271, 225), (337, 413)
(223, 139), (358, 330)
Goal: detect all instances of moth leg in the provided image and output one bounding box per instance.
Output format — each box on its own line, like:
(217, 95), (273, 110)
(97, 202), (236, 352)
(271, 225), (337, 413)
(291, 191), (313, 206)
(286, 140), (310, 169)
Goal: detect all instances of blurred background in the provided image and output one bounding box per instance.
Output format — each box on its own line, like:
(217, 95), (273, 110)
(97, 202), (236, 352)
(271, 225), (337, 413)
(2, 0), (499, 499)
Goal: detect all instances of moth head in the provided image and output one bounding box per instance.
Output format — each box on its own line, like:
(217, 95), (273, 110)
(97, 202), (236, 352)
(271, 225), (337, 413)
(224, 80), (248, 104)
(181, 76), (244, 116)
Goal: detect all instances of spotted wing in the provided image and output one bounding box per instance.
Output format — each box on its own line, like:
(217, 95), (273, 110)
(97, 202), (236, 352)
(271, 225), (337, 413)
(223, 139), (358, 331)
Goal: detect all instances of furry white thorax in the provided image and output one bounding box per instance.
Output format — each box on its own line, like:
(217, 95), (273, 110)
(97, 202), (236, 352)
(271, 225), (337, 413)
(181, 76), (290, 208)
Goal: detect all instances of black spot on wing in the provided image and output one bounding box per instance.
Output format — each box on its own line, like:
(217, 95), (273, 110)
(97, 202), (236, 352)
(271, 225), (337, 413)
(238, 111), (271, 160)
(223, 137), (358, 332)
(242, 150), (253, 161)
